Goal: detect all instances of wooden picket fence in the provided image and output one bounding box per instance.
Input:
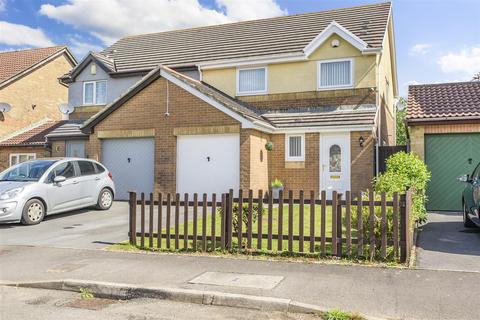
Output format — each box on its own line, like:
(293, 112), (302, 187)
(128, 189), (414, 263)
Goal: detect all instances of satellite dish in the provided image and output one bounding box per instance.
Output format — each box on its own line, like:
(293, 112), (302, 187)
(0, 102), (11, 113)
(58, 103), (74, 115)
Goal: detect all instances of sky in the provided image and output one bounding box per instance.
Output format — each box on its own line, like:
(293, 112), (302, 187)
(1, 0), (479, 97)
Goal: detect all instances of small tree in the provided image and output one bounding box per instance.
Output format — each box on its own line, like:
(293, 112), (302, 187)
(375, 152), (431, 224)
(396, 97), (408, 145)
(473, 72), (480, 81)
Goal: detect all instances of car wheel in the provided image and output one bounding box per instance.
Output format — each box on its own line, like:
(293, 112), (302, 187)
(21, 199), (45, 225)
(96, 188), (113, 210)
(463, 202), (476, 228)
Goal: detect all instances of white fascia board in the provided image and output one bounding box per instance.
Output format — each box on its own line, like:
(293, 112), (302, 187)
(303, 21), (369, 57)
(160, 69), (268, 131)
(197, 52), (306, 70)
(275, 125), (374, 134)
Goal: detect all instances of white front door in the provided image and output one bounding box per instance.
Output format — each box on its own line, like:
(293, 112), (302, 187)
(177, 134), (240, 199)
(320, 133), (350, 199)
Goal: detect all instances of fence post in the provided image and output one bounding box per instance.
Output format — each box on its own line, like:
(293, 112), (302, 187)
(226, 189), (233, 250)
(336, 192), (342, 256)
(129, 191), (137, 246)
(400, 193), (407, 263)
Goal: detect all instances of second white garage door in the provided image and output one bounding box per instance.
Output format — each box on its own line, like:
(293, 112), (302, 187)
(177, 134), (239, 197)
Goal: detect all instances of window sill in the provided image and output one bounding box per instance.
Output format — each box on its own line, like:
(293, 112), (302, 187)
(285, 161), (305, 169)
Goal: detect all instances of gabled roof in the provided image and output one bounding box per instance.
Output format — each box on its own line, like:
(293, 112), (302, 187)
(0, 46), (76, 88)
(407, 82), (480, 123)
(81, 65), (272, 132)
(60, 51), (115, 83)
(63, 2), (390, 80)
(0, 120), (66, 147)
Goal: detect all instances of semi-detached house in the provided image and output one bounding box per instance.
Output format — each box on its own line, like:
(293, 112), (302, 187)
(57, 2), (398, 200)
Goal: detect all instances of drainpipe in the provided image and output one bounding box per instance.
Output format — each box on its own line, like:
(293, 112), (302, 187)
(375, 53), (381, 177)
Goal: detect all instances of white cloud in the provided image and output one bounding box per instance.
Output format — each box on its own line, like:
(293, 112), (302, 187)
(69, 39), (104, 59)
(438, 47), (480, 74)
(40, 0), (287, 45)
(0, 21), (54, 47)
(215, 0), (286, 21)
(409, 43), (431, 56)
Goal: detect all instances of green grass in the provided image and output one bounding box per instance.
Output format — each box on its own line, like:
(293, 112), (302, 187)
(109, 203), (401, 263)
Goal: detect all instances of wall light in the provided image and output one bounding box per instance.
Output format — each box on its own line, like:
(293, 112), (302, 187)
(359, 136), (365, 147)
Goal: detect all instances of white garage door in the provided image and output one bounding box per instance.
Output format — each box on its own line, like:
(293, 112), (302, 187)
(102, 138), (155, 200)
(177, 134), (239, 198)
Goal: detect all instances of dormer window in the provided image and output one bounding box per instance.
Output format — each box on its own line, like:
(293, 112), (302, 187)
(317, 58), (354, 90)
(236, 67), (267, 95)
(83, 80), (107, 105)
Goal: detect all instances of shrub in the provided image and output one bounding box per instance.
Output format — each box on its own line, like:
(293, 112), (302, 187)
(375, 152), (430, 224)
(271, 178), (283, 188)
(217, 203), (266, 234)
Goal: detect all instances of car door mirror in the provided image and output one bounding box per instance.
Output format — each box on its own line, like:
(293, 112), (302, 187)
(54, 175), (66, 184)
(457, 174), (470, 183)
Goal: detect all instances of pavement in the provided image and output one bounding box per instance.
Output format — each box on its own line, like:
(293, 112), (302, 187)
(1, 286), (318, 320)
(1, 245), (480, 320)
(416, 211), (480, 272)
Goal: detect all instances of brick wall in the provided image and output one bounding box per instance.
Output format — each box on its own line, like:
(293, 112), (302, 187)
(240, 129), (270, 193)
(269, 133), (320, 197)
(0, 54), (73, 139)
(350, 131), (375, 194)
(51, 140), (66, 157)
(240, 88), (376, 111)
(0, 146), (51, 172)
(87, 77), (239, 194)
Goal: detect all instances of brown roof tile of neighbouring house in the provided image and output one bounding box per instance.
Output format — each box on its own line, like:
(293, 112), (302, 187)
(0, 121), (66, 147)
(64, 2), (391, 79)
(0, 46), (75, 86)
(407, 82), (480, 123)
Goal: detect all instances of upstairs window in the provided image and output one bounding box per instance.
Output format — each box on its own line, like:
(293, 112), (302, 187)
(318, 59), (353, 89)
(83, 80), (107, 105)
(285, 134), (305, 161)
(237, 67), (267, 95)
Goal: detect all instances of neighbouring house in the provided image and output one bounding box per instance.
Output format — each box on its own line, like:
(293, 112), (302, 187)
(407, 81), (480, 211)
(0, 46), (77, 139)
(60, 2), (398, 200)
(0, 120), (67, 171)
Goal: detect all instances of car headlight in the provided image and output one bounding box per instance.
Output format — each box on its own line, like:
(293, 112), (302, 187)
(0, 187), (24, 200)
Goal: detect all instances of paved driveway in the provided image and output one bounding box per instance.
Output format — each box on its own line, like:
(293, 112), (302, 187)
(416, 211), (480, 272)
(0, 202), (130, 249)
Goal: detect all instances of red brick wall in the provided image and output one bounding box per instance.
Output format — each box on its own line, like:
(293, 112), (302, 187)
(0, 146), (51, 172)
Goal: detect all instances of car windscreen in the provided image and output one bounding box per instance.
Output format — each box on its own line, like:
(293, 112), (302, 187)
(0, 160), (57, 182)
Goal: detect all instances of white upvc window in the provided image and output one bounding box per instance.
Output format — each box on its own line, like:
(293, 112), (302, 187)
(236, 67), (267, 95)
(83, 80), (107, 105)
(10, 153), (36, 166)
(285, 134), (305, 161)
(317, 58), (354, 90)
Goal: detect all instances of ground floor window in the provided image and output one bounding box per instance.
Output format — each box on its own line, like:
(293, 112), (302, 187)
(10, 153), (36, 166)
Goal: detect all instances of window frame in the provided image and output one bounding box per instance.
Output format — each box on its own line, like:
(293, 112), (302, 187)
(9, 153), (36, 166)
(317, 58), (354, 90)
(285, 134), (305, 162)
(76, 160), (97, 176)
(83, 80), (107, 105)
(236, 66), (268, 96)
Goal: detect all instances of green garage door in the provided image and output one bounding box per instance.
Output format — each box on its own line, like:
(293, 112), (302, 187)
(425, 133), (480, 211)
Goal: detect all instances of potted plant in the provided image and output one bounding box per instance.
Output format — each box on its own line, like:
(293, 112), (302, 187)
(271, 178), (284, 199)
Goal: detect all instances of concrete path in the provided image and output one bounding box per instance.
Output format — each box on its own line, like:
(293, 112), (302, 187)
(1, 245), (479, 320)
(1, 286), (317, 320)
(416, 211), (480, 272)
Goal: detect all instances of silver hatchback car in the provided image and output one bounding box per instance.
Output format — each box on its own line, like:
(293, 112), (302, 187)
(0, 158), (115, 225)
